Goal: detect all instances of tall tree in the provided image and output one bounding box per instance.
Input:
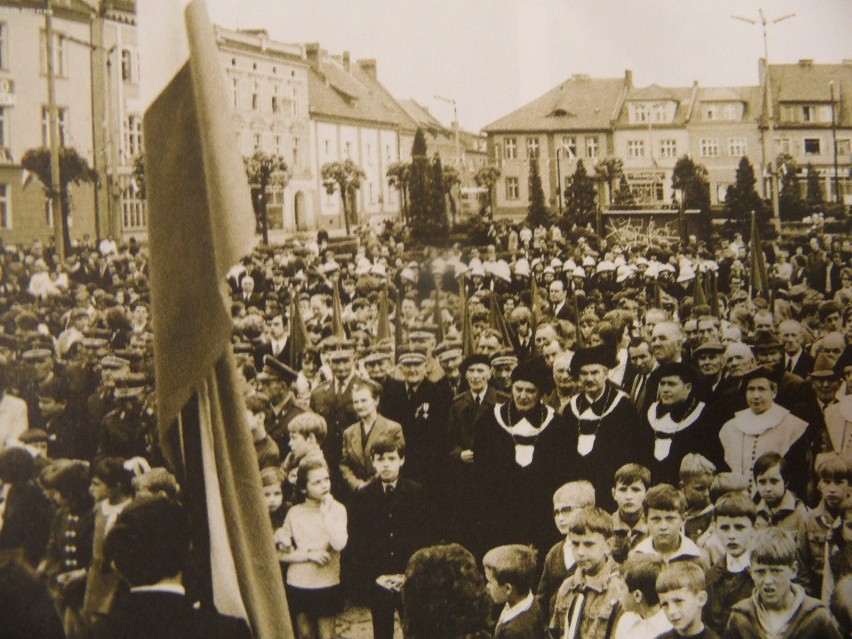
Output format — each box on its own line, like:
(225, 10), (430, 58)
(595, 156), (624, 205)
(613, 174), (637, 209)
(724, 156), (768, 238)
(777, 154), (804, 220)
(321, 159), (366, 236)
(526, 157), (549, 227)
(441, 164), (461, 225)
(671, 155), (712, 238)
(473, 165), (501, 218)
(386, 160), (411, 223)
(805, 163), (824, 205)
(563, 159), (597, 226)
(244, 150), (290, 244)
(409, 128), (430, 240)
(22, 146), (98, 256)
(428, 153), (449, 243)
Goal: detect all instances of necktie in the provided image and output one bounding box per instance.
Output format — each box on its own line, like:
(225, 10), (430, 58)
(786, 357), (793, 372)
(474, 395), (481, 407)
(385, 484), (395, 496)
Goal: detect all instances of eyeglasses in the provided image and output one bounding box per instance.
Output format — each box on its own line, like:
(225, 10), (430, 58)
(553, 506), (575, 517)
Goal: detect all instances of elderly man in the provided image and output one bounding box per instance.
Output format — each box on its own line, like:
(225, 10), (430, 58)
(779, 319), (814, 377)
(472, 357), (569, 556)
(623, 336), (657, 408)
(489, 349), (518, 403)
(824, 350), (852, 461)
(719, 367), (812, 497)
(809, 354), (843, 414)
(563, 344), (647, 511)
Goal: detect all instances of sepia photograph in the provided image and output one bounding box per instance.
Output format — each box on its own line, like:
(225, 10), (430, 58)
(0, 0), (850, 637)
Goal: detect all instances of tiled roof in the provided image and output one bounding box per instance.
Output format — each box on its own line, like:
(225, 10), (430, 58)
(629, 84), (678, 101)
(617, 86), (695, 126)
(308, 54), (414, 131)
(769, 62), (852, 125)
(482, 75), (627, 133)
(399, 99), (448, 135)
(695, 85), (762, 121)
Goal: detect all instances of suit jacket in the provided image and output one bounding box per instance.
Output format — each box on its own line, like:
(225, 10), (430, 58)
(252, 336), (290, 371)
(82, 591), (252, 639)
(379, 377), (451, 488)
(0, 480), (54, 567)
(789, 349), (815, 378)
(348, 477), (430, 587)
(446, 387), (497, 462)
(340, 415), (404, 491)
(0, 549), (65, 639)
(310, 376), (360, 471)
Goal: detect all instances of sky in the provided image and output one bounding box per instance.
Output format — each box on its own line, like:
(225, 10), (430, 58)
(188, 0), (850, 132)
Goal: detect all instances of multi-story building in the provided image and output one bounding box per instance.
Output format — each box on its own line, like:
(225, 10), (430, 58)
(215, 26), (315, 237)
(0, 0), (99, 246)
(482, 72), (630, 217)
(765, 59), (852, 204)
(305, 45), (414, 231)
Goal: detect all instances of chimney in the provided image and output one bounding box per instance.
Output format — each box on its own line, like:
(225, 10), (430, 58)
(305, 42), (320, 67)
(359, 59), (377, 80)
(799, 59), (814, 67)
(342, 51), (350, 72)
(625, 69), (633, 88)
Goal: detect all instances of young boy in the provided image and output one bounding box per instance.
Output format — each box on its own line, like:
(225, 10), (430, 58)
(799, 452), (851, 598)
(281, 412), (327, 508)
(613, 554), (672, 639)
(483, 544), (545, 639)
(701, 472), (751, 566)
(753, 452), (807, 538)
(726, 528), (842, 639)
(536, 480), (595, 617)
(549, 507), (626, 639)
(680, 454), (716, 543)
(703, 491), (757, 635)
(349, 437), (430, 639)
(610, 463), (651, 564)
(631, 484), (708, 567)
(656, 562), (719, 639)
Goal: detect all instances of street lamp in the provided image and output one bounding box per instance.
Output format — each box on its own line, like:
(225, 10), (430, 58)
(434, 95), (461, 169)
(830, 80), (841, 204)
(732, 9), (796, 234)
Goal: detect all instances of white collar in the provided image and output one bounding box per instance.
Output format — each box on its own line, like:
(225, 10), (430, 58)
(498, 591), (534, 626)
(633, 534), (702, 562)
(563, 539), (576, 571)
(569, 388), (628, 421)
(731, 404), (790, 436)
(647, 401), (705, 434)
(726, 551), (751, 573)
(130, 584), (186, 596)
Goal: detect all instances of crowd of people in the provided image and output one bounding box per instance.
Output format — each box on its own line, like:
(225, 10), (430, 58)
(0, 218), (851, 639)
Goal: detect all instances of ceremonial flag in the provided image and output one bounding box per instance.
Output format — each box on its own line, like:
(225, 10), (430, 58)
(376, 285), (391, 342)
(693, 270), (707, 307)
(286, 294), (308, 370)
(709, 271), (721, 319)
(433, 291), (445, 344)
(749, 211), (770, 300)
(459, 277), (474, 358)
(530, 273), (540, 330)
(141, 2), (292, 637)
(489, 292), (516, 352)
(393, 286), (404, 355)
(331, 275), (346, 339)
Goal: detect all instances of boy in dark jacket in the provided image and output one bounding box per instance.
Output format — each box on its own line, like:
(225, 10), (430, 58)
(483, 544), (545, 639)
(725, 528), (842, 639)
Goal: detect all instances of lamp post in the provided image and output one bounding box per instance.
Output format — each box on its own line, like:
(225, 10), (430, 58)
(830, 80), (841, 204)
(44, 0), (65, 261)
(556, 147), (563, 217)
(732, 9), (796, 235)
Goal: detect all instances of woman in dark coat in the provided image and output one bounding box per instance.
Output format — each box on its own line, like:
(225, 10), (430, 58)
(0, 447), (54, 567)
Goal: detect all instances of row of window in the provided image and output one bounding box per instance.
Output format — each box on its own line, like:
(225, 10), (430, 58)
(501, 136), (601, 160)
(33, 27), (139, 83)
(321, 139), (397, 165)
(322, 180), (396, 207)
(231, 77), (299, 115)
(775, 137), (852, 157)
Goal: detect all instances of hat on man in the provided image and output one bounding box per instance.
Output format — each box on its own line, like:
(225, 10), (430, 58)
(490, 349), (519, 368)
(510, 356), (552, 391)
(22, 348), (53, 363)
(100, 355), (131, 370)
(570, 344), (618, 376)
(409, 325), (438, 342)
(819, 301), (842, 322)
(693, 339), (725, 355)
(751, 330), (783, 352)
(656, 361), (698, 386)
(514, 259), (531, 279)
(113, 372), (147, 398)
(257, 355), (298, 384)
(433, 340), (463, 363)
(740, 365), (782, 387)
(326, 340), (356, 361)
(363, 345), (392, 365)
(460, 353), (491, 376)
(397, 345), (427, 365)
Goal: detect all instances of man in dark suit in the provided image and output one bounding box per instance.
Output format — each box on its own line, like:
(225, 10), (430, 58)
(237, 275), (264, 309)
(83, 496), (252, 639)
(379, 345), (451, 494)
(252, 314), (290, 371)
(779, 319), (815, 378)
(349, 437), (430, 639)
(310, 339), (360, 481)
(548, 279), (574, 321)
(255, 356), (302, 455)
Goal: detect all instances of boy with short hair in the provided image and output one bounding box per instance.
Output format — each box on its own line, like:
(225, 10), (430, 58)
(349, 436), (430, 639)
(281, 412), (327, 508)
(631, 484), (708, 567)
(799, 453), (850, 597)
(613, 554), (672, 639)
(483, 544), (545, 638)
(656, 562), (718, 639)
(680, 454), (716, 543)
(536, 480), (595, 618)
(610, 463), (651, 564)
(726, 528), (842, 639)
(549, 507), (626, 639)
(703, 492), (757, 635)
(753, 452), (807, 538)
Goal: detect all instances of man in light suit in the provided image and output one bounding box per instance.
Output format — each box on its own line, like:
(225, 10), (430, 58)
(0, 362), (28, 452)
(340, 378), (404, 495)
